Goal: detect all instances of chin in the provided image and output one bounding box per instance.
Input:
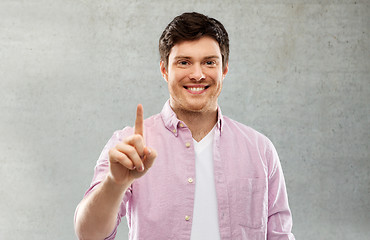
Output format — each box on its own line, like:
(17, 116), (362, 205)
(184, 103), (211, 113)
(171, 97), (215, 113)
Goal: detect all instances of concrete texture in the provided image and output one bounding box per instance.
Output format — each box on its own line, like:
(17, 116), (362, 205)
(0, 0), (369, 239)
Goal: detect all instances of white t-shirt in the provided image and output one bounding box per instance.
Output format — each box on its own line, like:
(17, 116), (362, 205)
(190, 126), (220, 240)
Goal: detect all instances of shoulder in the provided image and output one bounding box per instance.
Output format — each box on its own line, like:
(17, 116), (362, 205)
(143, 112), (162, 126)
(222, 116), (273, 146)
(143, 112), (165, 134)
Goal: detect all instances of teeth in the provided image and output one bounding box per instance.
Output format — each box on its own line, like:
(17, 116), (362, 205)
(188, 87), (205, 92)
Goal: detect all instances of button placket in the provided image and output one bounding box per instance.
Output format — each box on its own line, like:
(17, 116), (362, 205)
(182, 129), (194, 228)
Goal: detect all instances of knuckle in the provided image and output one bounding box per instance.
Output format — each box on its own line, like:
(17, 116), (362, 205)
(108, 148), (117, 157)
(133, 134), (143, 143)
(127, 147), (137, 156)
(108, 148), (114, 155)
(114, 142), (124, 150)
(123, 136), (133, 144)
(116, 153), (130, 165)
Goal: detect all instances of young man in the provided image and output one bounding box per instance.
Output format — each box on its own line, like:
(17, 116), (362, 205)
(75, 12), (295, 240)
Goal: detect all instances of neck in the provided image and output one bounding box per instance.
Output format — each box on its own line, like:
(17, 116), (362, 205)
(172, 106), (218, 142)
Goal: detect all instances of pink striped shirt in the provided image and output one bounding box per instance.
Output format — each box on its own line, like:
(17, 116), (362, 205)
(84, 100), (295, 239)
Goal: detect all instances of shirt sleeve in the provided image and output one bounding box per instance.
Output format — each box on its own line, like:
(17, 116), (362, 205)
(266, 141), (295, 240)
(78, 127), (134, 240)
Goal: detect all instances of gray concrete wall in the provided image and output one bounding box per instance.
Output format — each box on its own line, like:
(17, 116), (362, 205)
(0, 0), (369, 239)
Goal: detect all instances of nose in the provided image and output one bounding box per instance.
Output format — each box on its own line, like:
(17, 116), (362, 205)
(189, 64), (205, 81)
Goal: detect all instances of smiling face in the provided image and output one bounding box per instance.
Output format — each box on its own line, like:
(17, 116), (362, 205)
(160, 36), (228, 114)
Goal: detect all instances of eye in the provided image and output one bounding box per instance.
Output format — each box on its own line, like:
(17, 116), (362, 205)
(205, 60), (216, 66)
(178, 60), (189, 66)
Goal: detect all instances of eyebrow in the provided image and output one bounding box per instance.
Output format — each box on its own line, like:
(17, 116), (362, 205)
(174, 55), (221, 60)
(174, 56), (192, 60)
(204, 55), (221, 60)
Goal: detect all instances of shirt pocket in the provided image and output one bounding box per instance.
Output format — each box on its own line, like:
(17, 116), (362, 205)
(236, 178), (267, 229)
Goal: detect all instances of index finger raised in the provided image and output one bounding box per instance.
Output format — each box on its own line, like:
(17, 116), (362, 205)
(134, 104), (144, 136)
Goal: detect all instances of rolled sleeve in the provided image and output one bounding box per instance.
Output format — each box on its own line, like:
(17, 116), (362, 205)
(77, 127), (134, 239)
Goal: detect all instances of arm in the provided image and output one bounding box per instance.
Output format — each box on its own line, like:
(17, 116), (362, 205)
(266, 143), (295, 240)
(74, 175), (132, 240)
(74, 105), (157, 240)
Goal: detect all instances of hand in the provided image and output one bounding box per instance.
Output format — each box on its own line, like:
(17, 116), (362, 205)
(108, 104), (157, 185)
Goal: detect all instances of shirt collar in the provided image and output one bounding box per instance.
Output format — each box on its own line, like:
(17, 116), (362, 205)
(160, 99), (224, 136)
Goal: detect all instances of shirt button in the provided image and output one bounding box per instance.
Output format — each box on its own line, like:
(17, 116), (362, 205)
(172, 129), (177, 133)
(179, 123), (184, 127)
(185, 142), (191, 148)
(185, 215), (191, 221)
(188, 178), (193, 183)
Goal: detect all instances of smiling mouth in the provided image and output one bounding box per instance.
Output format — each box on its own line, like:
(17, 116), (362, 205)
(184, 86), (209, 92)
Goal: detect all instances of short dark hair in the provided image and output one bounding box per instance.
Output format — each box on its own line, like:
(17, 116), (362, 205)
(159, 12), (229, 70)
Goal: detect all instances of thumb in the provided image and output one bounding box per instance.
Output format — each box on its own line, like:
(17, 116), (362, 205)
(142, 146), (157, 170)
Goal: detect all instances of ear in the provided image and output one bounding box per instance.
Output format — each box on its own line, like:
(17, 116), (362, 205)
(160, 61), (169, 82)
(222, 62), (229, 79)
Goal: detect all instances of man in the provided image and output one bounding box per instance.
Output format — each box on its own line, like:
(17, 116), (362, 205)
(75, 12), (295, 240)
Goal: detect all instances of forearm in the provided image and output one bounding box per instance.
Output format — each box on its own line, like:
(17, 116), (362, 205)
(75, 105), (156, 239)
(75, 175), (132, 240)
